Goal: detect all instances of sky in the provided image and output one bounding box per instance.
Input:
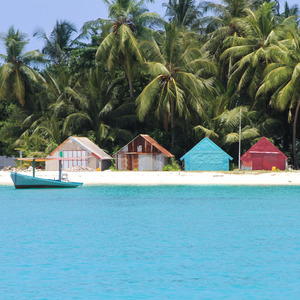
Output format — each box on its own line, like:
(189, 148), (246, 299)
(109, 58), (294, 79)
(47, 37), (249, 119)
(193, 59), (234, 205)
(0, 0), (298, 53)
(0, 0), (165, 52)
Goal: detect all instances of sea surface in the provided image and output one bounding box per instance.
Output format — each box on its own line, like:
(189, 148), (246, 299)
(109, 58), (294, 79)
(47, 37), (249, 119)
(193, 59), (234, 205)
(0, 185), (299, 299)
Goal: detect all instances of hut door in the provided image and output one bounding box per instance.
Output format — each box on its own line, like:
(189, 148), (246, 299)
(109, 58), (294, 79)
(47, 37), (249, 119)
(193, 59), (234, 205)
(139, 155), (152, 171)
(252, 153), (263, 170)
(263, 153), (278, 170)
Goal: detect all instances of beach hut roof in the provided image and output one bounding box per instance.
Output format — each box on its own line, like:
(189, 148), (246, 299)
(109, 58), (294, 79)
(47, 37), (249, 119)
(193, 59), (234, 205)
(49, 137), (112, 160)
(115, 134), (174, 158)
(180, 137), (233, 160)
(241, 137), (287, 160)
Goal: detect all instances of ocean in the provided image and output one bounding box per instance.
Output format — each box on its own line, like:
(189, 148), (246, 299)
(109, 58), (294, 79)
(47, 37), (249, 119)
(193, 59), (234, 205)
(0, 185), (299, 299)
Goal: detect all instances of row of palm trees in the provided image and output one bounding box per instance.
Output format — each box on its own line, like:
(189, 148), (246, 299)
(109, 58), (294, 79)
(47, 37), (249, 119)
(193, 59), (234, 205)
(0, 0), (299, 168)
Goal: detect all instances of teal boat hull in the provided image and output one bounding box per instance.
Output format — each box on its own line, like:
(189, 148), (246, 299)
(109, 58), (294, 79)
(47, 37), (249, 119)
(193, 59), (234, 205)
(10, 172), (83, 189)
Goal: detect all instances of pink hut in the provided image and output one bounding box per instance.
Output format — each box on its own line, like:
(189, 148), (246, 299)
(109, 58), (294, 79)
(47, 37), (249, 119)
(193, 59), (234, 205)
(241, 137), (287, 170)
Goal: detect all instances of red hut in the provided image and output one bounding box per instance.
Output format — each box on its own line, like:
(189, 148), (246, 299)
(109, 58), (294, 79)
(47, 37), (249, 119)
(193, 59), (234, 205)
(241, 137), (287, 171)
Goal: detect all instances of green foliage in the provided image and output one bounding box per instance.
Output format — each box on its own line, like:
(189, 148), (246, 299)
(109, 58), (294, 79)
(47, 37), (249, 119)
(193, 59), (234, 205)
(0, 2), (299, 169)
(0, 26), (45, 107)
(162, 158), (181, 171)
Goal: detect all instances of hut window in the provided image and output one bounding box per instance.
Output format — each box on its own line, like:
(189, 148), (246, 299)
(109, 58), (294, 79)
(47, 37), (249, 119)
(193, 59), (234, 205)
(62, 150), (88, 169)
(137, 145), (142, 152)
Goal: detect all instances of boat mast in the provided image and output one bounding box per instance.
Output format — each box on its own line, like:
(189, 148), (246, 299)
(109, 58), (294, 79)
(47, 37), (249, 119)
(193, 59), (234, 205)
(33, 159), (36, 177)
(59, 151), (63, 181)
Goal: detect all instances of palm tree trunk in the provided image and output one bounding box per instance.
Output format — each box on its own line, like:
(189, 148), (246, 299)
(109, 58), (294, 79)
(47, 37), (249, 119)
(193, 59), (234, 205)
(170, 98), (175, 150)
(125, 57), (134, 100)
(128, 77), (134, 100)
(292, 100), (300, 169)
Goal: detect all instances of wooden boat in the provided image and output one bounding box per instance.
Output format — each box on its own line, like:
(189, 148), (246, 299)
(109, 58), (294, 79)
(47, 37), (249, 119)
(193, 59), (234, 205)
(10, 158), (83, 189)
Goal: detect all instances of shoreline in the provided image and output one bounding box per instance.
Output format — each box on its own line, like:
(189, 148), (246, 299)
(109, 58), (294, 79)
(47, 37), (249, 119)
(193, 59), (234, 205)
(1, 170), (300, 186)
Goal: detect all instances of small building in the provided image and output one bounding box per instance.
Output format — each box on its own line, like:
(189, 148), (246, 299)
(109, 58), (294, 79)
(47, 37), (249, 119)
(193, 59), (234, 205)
(45, 137), (112, 171)
(115, 134), (174, 171)
(0, 156), (17, 170)
(241, 137), (287, 171)
(180, 137), (233, 171)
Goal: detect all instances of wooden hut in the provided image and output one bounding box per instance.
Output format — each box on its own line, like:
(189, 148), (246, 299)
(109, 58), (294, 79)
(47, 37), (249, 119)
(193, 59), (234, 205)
(180, 137), (233, 171)
(115, 134), (174, 171)
(241, 137), (287, 170)
(0, 156), (17, 170)
(45, 137), (112, 171)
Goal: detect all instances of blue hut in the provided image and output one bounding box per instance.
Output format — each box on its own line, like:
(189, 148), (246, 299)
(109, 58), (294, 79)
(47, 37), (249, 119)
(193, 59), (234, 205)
(180, 137), (233, 171)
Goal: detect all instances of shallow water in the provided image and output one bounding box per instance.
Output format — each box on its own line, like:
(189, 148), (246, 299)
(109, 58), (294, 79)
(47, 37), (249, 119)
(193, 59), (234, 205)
(0, 185), (299, 299)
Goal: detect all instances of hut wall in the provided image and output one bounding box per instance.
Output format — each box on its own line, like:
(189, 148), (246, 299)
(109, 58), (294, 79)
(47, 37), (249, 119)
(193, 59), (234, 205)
(184, 152), (229, 171)
(88, 156), (97, 170)
(46, 139), (99, 171)
(240, 153), (252, 170)
(181, 138), (232, 171)
(0, 156), (17, 170)
(242, 153), (286, 171)
(116, 138), (169, 171)
(153, 154), (168, 171)
(101, 159), (111, 171)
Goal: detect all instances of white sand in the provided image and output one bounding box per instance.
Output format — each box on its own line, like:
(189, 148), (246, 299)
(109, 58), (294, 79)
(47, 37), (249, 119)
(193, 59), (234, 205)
(1, 170), (300, 186)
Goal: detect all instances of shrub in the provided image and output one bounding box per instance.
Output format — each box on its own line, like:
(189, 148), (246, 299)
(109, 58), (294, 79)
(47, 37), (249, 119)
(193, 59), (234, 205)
(162, 158), (181, 171)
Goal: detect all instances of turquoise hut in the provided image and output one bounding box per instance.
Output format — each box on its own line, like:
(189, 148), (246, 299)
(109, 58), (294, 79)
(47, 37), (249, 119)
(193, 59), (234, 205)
(180, 137), (233, 171)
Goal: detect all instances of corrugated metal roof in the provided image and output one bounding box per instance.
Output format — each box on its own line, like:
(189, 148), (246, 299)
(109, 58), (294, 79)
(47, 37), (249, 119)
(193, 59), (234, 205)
(180, 137), (233, 160)
(115, 134), (174, 158)
(140, 134), (174, 157)
(241, 137), (287, 160)
(70, 137), (112, 160)
(49, 137), (112, 160)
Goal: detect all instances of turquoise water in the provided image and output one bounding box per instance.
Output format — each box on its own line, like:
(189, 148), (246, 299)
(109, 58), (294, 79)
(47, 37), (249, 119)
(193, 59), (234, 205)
(0, 185), (299, 299)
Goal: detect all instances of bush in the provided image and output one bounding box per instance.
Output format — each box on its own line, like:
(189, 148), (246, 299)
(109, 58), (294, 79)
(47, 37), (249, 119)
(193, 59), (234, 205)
(162, 158), (181, 171)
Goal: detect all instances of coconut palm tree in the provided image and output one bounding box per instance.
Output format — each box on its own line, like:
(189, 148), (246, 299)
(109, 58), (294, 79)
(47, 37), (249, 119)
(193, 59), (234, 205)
(62, 67), (131, 147)
(194, 94), (260, 149)
(136, 23), (217, 149)
(86, 0), (161, 100)
(0, 26), (45, 107)
(34, 20), (77, 67)
(256, 23), (300, 168)
(220, 2), (278, 100)
(15, 115), (64, 156)
(163, 0), (205, 31)
(203, 0), (255, 48)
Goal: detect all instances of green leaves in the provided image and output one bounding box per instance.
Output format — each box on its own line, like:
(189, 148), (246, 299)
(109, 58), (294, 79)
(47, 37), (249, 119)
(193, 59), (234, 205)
(0, 26), (45, 107)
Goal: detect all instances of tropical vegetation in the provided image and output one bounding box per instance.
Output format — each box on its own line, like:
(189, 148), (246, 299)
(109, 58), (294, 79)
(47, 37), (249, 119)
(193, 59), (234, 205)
(0, 0), (300, 168)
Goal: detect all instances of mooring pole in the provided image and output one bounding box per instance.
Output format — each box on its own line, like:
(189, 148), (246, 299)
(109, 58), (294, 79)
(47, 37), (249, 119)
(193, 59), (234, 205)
(238, 108), (242, 170)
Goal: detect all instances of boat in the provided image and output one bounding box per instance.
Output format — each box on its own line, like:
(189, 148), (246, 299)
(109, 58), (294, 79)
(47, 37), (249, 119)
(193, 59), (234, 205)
(10, 157), (83, 189)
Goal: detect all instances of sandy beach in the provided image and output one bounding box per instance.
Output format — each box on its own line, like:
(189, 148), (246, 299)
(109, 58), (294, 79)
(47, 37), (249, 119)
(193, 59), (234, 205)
(1, 170), (300, 186)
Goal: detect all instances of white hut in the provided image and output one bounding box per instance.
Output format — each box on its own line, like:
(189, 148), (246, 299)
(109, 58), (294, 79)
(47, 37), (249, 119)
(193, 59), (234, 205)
(45, 137), (112, 171)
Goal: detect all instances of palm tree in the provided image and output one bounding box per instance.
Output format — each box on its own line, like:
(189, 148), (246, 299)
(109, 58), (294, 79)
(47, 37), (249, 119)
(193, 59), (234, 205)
(203, 0), (255, 43)
(0, 26), (45, 107)
(15, 115), (64, 156)
(90, 0), (161, 100)
(201, 0), (258, 88)
(163, 0), (205, 31)
(220, 2), (278, 100)
(34, 20), (78, 68)
(136, 23), (217, 149)
(194, 92), (262, 154)
(63, 67), (131, 147)
(256, 23), (300, 168)
(276, 1), (299, 24)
